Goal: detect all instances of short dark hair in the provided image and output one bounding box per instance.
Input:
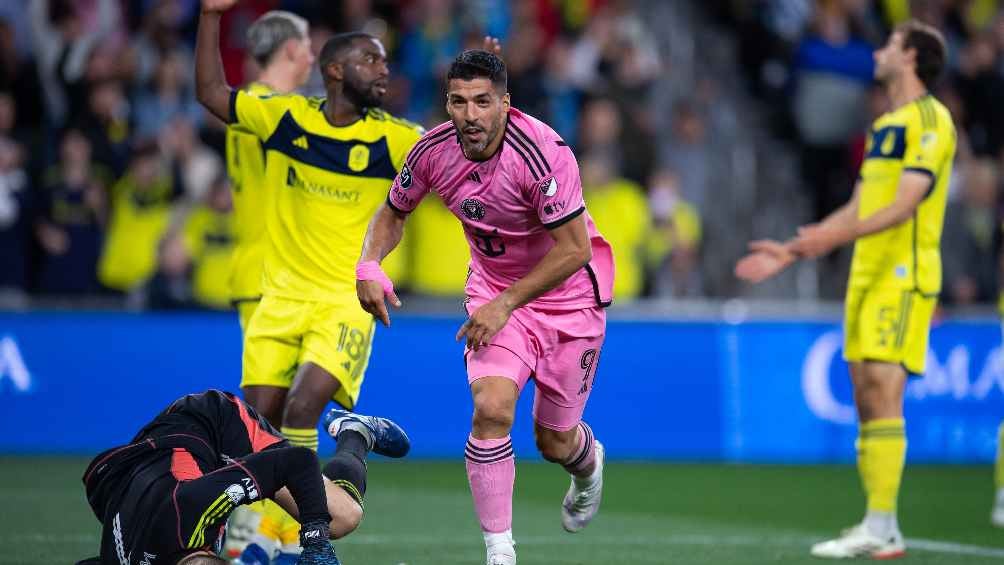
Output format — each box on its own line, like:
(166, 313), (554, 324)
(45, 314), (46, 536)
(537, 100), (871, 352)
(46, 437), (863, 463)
(896, 20), (947, 90)
(319, 32), (375, 70)
(447, 50), (507, 92)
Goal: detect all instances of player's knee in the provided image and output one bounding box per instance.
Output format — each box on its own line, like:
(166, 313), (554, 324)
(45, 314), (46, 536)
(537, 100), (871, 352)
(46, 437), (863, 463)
(471, 395), (515, 432)
(328, 502), (364, 539)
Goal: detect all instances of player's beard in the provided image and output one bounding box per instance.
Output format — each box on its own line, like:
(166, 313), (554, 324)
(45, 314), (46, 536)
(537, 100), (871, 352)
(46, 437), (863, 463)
(343, 75), (385, 109)
(461, 117), (502, 157)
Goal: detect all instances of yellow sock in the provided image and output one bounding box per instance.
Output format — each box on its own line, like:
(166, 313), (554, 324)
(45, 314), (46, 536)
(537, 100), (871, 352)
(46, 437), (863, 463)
(858, 418), (907, 513)
(281, 426), (319, 452)
(995, 421), (1004, 490)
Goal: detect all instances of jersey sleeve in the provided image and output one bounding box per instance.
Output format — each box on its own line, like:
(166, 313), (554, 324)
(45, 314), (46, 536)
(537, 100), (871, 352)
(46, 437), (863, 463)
(387, 136), (433, 214)
(228, 90), (294, 141)
(902, 110), (949, 179)
(527, 141), (586, 229)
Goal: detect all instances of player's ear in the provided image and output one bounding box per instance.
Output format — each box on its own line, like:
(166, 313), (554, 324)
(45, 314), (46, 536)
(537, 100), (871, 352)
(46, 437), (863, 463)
(326, 61), (344, 82)
(501, 92), (510, 111)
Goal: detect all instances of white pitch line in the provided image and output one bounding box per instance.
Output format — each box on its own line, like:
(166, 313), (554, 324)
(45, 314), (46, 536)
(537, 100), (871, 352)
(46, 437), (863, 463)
(2, 531), (1003, 559)
(342, 533), (1004, 559)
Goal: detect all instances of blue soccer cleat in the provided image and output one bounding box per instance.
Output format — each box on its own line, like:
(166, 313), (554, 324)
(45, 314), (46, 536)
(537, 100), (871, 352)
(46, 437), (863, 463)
(294, 543), (340, 565)
(295, 521), (340, 565)
(323, 408), (410, 458)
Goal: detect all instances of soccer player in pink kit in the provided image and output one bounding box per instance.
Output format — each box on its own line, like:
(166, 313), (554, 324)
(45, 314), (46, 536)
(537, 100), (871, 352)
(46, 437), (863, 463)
(356, 50), (615, 565)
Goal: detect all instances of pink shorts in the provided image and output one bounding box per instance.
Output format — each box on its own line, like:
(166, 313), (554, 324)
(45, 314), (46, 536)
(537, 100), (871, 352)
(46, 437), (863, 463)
(464, 297), (606, 431)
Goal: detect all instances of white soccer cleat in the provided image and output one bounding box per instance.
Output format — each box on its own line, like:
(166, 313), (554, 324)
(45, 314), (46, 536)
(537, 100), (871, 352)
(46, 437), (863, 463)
(992, 489), (1004, 528)
(486, 542), (516, 565)
(561, 440), (604, 533)
(810, 523), (906, 560)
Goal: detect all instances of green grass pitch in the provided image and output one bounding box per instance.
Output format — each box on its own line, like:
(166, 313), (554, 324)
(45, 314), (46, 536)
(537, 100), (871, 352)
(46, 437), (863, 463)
(1, 457), (1002, 564)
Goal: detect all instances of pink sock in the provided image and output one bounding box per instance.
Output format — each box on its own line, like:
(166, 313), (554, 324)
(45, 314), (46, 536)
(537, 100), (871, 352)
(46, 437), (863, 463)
(465, 434), (515, 533)
(562, 421), (596, 477)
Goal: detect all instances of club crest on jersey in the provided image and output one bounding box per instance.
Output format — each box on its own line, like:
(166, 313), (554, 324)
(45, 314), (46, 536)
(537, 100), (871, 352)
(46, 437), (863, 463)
(348, 144), (370, 172)
(538, 176), (558, 197)
(461, 198), (486, 220)
(399, 164), (413, 189)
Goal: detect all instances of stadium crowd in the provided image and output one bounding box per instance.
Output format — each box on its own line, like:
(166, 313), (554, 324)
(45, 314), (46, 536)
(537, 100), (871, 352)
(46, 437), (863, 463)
(0, 0), (1001, 309)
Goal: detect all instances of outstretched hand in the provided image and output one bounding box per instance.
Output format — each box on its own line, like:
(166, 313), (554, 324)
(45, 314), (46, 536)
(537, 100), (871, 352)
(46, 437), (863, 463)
(735, 239), (797, 284)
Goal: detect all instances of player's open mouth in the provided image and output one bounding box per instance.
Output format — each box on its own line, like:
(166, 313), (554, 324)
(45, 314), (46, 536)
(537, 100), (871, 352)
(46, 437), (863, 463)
(463, 127), (483, 141)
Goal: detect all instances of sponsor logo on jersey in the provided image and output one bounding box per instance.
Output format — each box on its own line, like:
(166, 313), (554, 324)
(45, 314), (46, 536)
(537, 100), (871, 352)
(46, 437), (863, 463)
(286, 167), (361, 203)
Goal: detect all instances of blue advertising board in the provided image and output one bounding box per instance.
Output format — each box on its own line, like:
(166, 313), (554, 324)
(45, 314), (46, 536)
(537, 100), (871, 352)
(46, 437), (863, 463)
(0, 312), (1000, 462)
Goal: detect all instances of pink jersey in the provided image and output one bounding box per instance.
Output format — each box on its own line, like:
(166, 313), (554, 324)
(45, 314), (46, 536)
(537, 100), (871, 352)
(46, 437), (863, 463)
(387, 108), (614, 310)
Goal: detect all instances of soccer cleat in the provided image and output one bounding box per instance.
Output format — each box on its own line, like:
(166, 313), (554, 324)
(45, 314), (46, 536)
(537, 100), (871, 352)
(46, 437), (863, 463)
(992, 489), (1004, 528)
(295, 521), (340, 565)
(810, 523), (906, 559)
(486, 545), (516, 565)
(323, 408), (410, 458)
(561, 441), (604, 533)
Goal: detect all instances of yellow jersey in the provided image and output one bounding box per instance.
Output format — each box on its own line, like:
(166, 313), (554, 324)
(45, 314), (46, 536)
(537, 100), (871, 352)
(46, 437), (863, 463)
(230, 91), (423, 302)
(183, 205), (236, 309)
(97, 171), (180, 292)
(226, 82), (274, 303)
(850, 94), (956, 294)
(584, 179), (651, 300)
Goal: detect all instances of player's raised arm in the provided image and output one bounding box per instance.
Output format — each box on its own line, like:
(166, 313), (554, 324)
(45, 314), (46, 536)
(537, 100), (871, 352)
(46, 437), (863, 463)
(195, 0), (239, 123)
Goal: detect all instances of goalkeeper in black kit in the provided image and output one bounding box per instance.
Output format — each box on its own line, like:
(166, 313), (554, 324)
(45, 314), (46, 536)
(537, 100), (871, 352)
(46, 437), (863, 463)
(76, 389), (410, 565)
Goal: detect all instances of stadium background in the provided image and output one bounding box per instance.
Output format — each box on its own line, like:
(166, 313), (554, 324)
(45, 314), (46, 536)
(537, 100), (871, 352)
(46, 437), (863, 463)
(0, 0), (1003, 563)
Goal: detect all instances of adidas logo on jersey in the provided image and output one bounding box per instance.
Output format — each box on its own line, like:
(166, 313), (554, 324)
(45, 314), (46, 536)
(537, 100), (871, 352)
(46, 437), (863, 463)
(467, 171), (482, 183)
(293, 136), (309, 149)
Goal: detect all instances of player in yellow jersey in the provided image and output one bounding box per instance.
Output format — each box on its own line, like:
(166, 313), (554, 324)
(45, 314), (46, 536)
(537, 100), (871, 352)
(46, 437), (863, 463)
(197, 0), (422, 560)
(221, 10), (318, 560)
(227, 10), (314, 334)
(736, 21), (954, 559)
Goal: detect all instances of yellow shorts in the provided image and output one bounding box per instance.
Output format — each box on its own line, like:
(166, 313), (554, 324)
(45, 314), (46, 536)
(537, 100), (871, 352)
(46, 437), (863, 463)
(242, 294), (376, 409)
(236, 299), (261, 336)
(843, 286), (938, 376)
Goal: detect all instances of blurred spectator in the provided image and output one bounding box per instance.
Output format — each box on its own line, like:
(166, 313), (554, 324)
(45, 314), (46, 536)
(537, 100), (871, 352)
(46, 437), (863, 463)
(0, 136), (29, 293)
(79, 79), (132, 177)
(953, 32), (1004, 157)
(157, 173), (235, 310)
(792, 0), (874, 221)
(34, 128), (108, 294)
(161, 116), (221, 202)
(942, 158), (1001, 306)
(659, 100), (710, 214)
(97, 140), (181, 293)
(0, 18), (44, 133)
(130, 0), (195, 90)
(133, 50), (204, 140)
(645, 168), (702, 298)
(29, 0), (120, 127)
(580, 152), (650, 302)
(397, 0), (463, 122)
